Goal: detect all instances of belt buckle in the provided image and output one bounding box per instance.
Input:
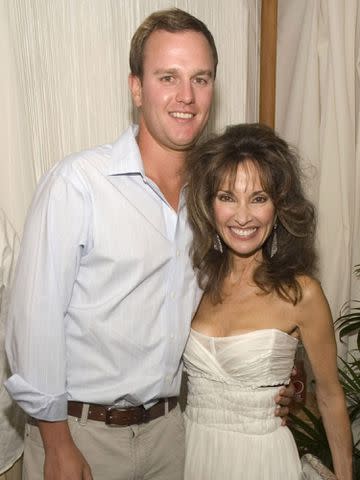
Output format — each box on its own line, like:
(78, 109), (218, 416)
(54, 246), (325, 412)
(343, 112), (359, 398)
(105, 405), (127, 427)
(105, 405), (149, 427)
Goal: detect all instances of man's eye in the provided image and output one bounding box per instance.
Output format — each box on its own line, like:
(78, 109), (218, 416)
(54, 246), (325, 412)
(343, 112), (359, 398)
(160, 76), (174, 83)
(193, 77), (208, 85)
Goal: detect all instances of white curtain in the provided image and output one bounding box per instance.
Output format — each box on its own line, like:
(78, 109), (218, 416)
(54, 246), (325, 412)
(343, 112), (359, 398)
(0, 1), (36, 238)
(276, 0), (360, 357)
(0, 0), (260, 235)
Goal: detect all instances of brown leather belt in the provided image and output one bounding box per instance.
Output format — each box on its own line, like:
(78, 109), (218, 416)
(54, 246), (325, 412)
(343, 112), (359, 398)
(29, 397), (177, 427)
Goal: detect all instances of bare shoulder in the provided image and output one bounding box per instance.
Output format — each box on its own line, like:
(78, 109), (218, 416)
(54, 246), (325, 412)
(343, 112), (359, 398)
(297, 275), (328, 302)
(295, 275), (332, 327)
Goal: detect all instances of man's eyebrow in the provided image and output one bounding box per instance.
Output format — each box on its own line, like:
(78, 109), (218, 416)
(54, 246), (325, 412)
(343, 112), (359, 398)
(194, 70), (214, 78)
(153, 68), (214, 78)
(154, 68), (178, 75)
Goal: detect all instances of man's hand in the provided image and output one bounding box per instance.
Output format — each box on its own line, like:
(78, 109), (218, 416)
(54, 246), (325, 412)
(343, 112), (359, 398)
(274, 369), (296, 425)
(44, 442), (93, 480)
(38, 420), (93, 480)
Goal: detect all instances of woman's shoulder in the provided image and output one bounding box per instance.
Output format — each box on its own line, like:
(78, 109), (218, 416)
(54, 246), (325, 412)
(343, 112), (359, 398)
(295, 275), (331, 319)
(297, 274), (323, 297)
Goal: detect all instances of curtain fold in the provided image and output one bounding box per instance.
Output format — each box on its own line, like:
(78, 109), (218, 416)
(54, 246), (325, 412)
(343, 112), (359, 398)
(276, 0), (360, 358)
(0, 0), (36, 236)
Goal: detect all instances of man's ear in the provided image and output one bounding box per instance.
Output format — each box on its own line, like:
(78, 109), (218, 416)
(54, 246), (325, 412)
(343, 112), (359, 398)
(128, 74), (142, 108)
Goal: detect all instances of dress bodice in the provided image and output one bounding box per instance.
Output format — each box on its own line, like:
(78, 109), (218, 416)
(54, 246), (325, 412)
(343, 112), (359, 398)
(184, 328), (298, 434)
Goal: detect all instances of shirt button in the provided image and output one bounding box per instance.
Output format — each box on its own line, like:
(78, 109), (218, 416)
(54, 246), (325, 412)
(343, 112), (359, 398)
(170, 292), (175, 299)
(166, 375), (171, 383)
(176, 249), (180, 257)
(170, 334), (175, 340)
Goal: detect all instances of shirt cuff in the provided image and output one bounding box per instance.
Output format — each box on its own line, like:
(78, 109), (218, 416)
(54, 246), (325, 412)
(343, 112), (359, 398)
(4, 374), (68, 421)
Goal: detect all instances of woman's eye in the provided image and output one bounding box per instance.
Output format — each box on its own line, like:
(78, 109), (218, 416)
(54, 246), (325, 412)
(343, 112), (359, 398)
(217, 193), (233, 202)
(253, 195), (267, 203)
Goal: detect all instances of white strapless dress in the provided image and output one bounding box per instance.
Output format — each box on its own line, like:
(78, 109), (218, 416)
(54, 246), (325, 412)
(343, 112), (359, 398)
(183, 328), (302, 479)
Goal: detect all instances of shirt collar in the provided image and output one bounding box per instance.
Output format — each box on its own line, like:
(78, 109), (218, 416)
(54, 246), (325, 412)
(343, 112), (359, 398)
(107, 124), (145, 177)
(107, 124), (188, 212)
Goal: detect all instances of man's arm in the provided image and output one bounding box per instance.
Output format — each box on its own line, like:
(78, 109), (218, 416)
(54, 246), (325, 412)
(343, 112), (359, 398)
(5, 167), (93, 476)
(6, 172), (86, 416)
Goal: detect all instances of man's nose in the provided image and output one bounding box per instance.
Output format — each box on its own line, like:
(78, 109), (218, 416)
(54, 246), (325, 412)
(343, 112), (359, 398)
(175, 80), (194, 105)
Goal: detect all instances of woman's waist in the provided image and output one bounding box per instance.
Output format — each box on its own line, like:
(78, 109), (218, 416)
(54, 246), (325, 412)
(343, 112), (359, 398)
(184, 405), (282, 434)
(185, 385), (281, 434)
(186, 378), (283, 404)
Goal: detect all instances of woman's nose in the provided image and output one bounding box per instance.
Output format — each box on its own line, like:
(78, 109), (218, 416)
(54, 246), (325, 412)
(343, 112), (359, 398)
(233, 205), (252, 225)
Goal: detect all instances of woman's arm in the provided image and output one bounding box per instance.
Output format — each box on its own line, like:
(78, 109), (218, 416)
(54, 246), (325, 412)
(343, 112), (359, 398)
(297, 277), (352, 480)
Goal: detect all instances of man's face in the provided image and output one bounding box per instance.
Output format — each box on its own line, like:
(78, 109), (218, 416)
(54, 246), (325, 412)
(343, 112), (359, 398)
(129, 30), (215, 153)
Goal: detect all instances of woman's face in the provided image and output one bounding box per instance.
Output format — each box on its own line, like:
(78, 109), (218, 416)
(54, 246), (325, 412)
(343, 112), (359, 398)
(213, 160), (276, 259)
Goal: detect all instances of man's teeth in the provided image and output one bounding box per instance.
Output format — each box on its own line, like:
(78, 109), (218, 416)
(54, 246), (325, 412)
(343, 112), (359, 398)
(170, 112), (194, 119)
(230, 227), (257, 237)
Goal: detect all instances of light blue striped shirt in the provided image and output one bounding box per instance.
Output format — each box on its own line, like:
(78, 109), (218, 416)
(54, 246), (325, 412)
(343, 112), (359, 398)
(5, 125), (202, 421)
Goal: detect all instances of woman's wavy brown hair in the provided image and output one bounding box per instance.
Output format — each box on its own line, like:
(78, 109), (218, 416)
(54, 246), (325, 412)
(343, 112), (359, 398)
(186, 123), (317, 305)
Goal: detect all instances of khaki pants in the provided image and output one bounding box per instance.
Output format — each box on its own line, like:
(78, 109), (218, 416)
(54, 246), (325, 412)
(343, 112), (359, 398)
(23, 405), (185, 480)
(0, 458), (22, 480)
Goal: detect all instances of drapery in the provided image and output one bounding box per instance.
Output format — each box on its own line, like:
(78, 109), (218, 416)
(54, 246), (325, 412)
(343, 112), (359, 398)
(0, 1), (35, 238)
(0, 0), (260, 235)
(276, 0), (360, 357)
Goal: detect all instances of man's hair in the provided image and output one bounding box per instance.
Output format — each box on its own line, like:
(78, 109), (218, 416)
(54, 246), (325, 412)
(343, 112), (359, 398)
(186, 123), (317, 305)
(129, 8), (218, 79)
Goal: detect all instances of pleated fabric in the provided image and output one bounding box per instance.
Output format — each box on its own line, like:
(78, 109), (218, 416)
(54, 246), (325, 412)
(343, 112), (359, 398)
(184, 329), (302, 479)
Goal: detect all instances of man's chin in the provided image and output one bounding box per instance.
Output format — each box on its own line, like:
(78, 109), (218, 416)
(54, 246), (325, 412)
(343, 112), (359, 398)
(169, 134), (202, 152)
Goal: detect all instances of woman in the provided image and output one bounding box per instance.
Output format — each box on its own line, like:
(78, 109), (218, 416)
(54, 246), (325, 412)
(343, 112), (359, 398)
(184, 124), (352, 479)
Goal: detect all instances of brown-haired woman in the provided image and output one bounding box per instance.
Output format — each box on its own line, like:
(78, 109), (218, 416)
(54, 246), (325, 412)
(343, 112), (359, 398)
(183, 123), (352, 479)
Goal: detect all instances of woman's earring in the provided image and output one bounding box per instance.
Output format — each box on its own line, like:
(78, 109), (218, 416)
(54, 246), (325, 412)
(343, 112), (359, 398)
(270, 223), (278, 258)
(213, 233), (223, 254)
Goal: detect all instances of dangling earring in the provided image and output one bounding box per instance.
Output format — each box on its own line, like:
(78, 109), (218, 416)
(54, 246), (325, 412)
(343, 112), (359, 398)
(213, 233), (223, 254)
(270, 222), (278, 258)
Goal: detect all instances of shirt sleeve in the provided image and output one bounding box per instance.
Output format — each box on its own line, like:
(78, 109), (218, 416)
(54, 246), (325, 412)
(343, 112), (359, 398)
(5, 165), (91, 421)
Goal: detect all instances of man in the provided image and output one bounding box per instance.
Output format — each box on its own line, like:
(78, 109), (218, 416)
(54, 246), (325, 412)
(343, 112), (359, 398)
(5, 8), (292, 480)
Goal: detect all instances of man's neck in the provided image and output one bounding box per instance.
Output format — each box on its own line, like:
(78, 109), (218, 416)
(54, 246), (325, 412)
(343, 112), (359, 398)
(137, 131), (187, 211)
